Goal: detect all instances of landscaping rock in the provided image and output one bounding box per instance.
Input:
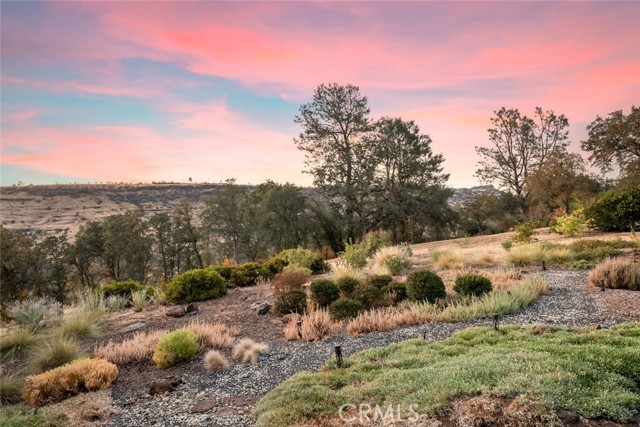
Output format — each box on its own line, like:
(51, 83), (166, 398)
(556, 409), (581, 426)
(121, 322), (146, 334)
(257, 303), (271, 315)
(165, 306), (186, 318)
(191, 398), (217, 413)
(149, 376), (182, 395)
(185, 303), (199, 314)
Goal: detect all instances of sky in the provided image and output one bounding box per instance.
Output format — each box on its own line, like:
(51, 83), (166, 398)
(1, 1), (639, 189)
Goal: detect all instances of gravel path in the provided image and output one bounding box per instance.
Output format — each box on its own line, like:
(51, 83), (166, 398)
(107, 270), (625, 427)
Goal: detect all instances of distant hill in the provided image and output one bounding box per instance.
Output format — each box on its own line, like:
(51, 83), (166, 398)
(1, 183), (499, 239)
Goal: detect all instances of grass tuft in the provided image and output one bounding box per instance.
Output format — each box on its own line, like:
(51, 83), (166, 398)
(232, 338), (269, 364)
(0, 327), (38, 361)
(203, 349), (230, 373)
(29, 335), (86, 373)
(93, 329), (166, 365)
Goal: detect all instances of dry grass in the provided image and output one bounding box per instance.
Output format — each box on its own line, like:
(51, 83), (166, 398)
(432, 250), (465, 270)
(477, 252), (495, 265)
(185, 321), (239, 349)
(0, 327), (38, 361)
(589, 259), (640, 291)
(544, 247), (574, 264)
(55, 311), (102, 340)
(299, 309), (334, 342)
(483, 269), (522, 291)
(232, 338), (269, 364)
(203, 350), (230, 373)
(283, 314), (302, 341)
(93, 329), (166, 365)
(29, 335), (87, 373)
(22, 358), (118, 407)
(331, 261), (365, 282)
(505, 244), (545, 267)
(370, 245), (410, 275)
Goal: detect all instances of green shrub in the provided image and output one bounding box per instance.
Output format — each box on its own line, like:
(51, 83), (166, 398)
(571, 259), (597, 270)
(405, 269), (446, 303)
(262, 255), (288, 279)
(29, 335), (86, 373)
(352, 284), (384, 308)
(339, 240), (369, 268)
(511, 220), (543, 243)
(105, 295), (129, 311)
(585, 186), (640, 232)
(282, 264), (312, 277)
(0, 405), (68, 426)
(274, 290), (307, 315)
(55, 311), (101, 340)
(207, 265), (235, 283)
(381, 282), (408, 304)
(335, 277), (360, 297)
(0, 374), (23, 405)
(130, 290), (151, 312)
(550, 210), (586, 237)
(329, 298), (364, 320)
(152, 329), (200, 368)
(230, 262), (264, 287)
(501, 240), (513, 251)
(454, 274), (493, 297)
(280, 248), (327, 275)
(366, 275), (393, 289)
(99, 280), (144, 298)
(7, 297), (62, 333)
(310, 280), (340, 308)
(165, 269), (227, 304)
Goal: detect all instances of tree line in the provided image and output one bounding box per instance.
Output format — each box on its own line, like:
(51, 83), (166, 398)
(1, 84), (638, 302)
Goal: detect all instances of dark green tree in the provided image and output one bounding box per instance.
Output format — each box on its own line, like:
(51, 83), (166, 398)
(475, 107), (569, 215)
(101, 211), (152, 282)
(67, 221), (104, 288)
(0, 227), (39, 300)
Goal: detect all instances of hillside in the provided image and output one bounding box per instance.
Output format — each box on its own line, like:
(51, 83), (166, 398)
(0, 183), (497, 239)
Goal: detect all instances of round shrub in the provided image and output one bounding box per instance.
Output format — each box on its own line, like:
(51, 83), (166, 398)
(262, 255), (288, 279)
(274, 290), (308, 315)
(381, 282), (408, 304)
(329, 298), (364, 320)
(453, 274), (493, 297)
(271, 271), (308, 296)
(366, 275), (393, 289)
(280, 248), (327, 275)
(99, 280), (143, 298)
(405, 269), (446, 303)
(585, 186), (640, 232)
(230, 262), (264, 287)
(352, 284), (384, 308)
(335, 277), (360, 297)
(310, 280), (340, 308)
(207, 265), (234, 283)
(571, 259), (596, 270)
(165, 269), (227, 304)
(152, 329), (200, 368)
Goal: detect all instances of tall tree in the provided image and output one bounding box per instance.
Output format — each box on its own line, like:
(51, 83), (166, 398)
(67, 221), (104, 288)
(581, 106), (640, 178)
(294, 83), (374, 241)
(368, 117), (452, 243)
(171, 199), (204, 270)
(0, 227), (40, 300)
(101, 211), (152, 282)
(475, 107), (569, 215)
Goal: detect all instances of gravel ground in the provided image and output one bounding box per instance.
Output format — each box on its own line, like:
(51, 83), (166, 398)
(107, 270), (629, 427)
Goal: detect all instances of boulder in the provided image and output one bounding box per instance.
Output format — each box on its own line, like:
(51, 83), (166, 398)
(165, 306), (186, 318)
(185, 303), (199, 314)
(257, 303), (271, 315)
(149, 376), (182, 395)
(556, 409), (581, 426)
(191, 398), (217, 413)
(121, 322), (146, 334)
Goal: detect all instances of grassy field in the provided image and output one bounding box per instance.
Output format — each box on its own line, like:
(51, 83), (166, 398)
(254, 323), (640, 427)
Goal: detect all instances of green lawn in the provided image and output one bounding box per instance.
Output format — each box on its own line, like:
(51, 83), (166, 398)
(254, 323), (640, 426)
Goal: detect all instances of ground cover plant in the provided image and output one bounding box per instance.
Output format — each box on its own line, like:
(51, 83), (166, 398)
(254, 323), (640, 427)
(0, 405), (68, 427)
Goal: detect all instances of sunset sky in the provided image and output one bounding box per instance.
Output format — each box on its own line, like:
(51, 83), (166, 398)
(1, 1), (639, 188)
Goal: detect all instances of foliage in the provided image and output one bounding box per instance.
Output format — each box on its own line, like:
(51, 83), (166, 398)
(335, 276), (360, 297)
(105, 295), (129, 312)
(271, 271), (308, 296)
(371, 246), (410, 275)
(338, 240), (369, 268)
(55, 311), (101, 340)
(352, 284), (384, 308)
(585, 186), (640, 231)
(381, 282), (408, 304)
(29, 335), (86, 373)
(130, 290), (151, 312)
(185, 321), (237, 350)
(262, 255), (288, 279)
(511, 220), (542, 243)
(230, 262), (264, 287)
(454, 274), (493, 297)
(434, 250), (464, 270)
(329, 298), (364, 320)
(274, 290), (308, 315)
(475, 107), (569, 214)
(505, 245), (546, 267)
(405, 269), (446, 303)
(93, 330), (166, 365)
(588, 259), (640, 291)
(365, 274), (393, 289)
(0, 405), (68, 427)
(550, 209), (586, 237)
(165, 268), (227, 303)
(281, 264), (312, 278)
(0, 373), (23, 405)
(0, 327), (38, 361)
(152, 329), (200, 368)
(581, 105), (640, 177)
(207, 265), (234, 283)
(279, 248), (327, 274)
(457, 193), (520, 236)
(6, 297), (62, 333)
(571, 259), (596, 270)
(309, 280), (340, 308)
(99, 279), (144, 299)
(254, 323), (640, 426)
(501, 240), (513, 251)
(23, 358), (118, 406)
(299, 310), (333, 342)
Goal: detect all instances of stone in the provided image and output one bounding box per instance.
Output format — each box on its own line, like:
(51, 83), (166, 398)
(257, 303), (271, 315)
(121, 322), (146, 334)
(282, 314), (294, 324)
(591, 323), (601, 329)
(191, 398), (217, 413)
(556, 409), (581, 426)
(185, 303), (199, 313)
(149, 376), (182, 395)
(165, 306), (186, 318)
